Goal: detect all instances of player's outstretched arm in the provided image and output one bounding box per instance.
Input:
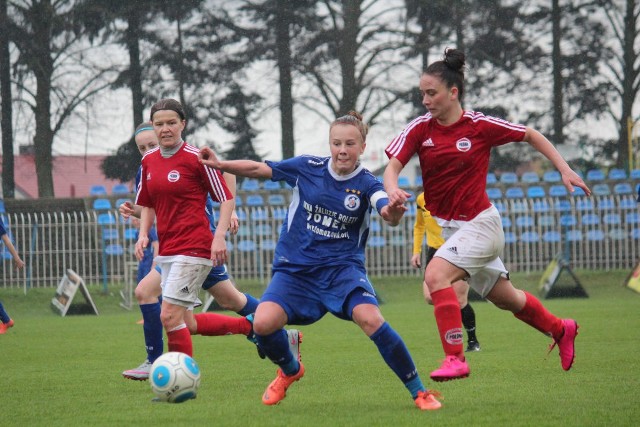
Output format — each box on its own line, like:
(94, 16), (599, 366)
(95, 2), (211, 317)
(199, 147), (273, 179)
(380, 202), (408, 227)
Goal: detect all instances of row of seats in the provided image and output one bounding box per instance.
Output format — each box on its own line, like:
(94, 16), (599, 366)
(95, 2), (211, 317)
(487, 182), (638, 199)
(90, 184), (131, 196)
(502, 212), (640, 228)
(488, 168), (640, 185)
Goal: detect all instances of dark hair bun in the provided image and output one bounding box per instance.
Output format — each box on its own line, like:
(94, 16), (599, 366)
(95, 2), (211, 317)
(443, 48), (465, 72)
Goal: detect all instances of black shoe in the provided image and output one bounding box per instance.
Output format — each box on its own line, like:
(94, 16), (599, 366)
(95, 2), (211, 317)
(465, 341), (481, 352)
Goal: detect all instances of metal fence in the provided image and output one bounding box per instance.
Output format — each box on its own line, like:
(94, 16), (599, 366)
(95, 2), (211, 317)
(1, 194), (639, 290)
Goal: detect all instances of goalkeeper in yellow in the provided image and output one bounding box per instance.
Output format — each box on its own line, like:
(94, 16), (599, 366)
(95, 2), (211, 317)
(411, 192), (481, 352)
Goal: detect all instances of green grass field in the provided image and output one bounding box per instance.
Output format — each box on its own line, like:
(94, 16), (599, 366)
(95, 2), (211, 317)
(1, 270), (638, 426)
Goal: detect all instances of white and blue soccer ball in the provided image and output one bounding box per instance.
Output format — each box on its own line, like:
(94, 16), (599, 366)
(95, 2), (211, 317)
(150, 352), (201, 403)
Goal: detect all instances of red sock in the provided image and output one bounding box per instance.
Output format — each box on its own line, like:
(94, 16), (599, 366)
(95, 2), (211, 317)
(167, 326), (193, 356)
(194, 313), (252, 336)
(514, 291), (563, 339)
(431, 287), (464, 359)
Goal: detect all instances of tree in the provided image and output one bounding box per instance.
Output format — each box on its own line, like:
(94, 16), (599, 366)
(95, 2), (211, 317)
(217, 81), (263, 163)
(0, 0), (15, 198)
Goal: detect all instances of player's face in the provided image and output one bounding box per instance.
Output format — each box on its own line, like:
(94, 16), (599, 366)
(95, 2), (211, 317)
(419, 73), (459, 123)
(135, 130), (158, 156)
(151, 110), (186, 149)
(329, 123), (365, 176)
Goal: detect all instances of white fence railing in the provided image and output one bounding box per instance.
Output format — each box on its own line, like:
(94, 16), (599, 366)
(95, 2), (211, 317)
(1, 194), (639, 290)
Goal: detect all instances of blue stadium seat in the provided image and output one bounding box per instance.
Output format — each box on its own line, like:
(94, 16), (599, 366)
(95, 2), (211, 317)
(625, 212), (640, 225)
(124, 228), (138, 241)
(504, 232), (517, 244)
(245, 195), (265, 206)
(586, 229), (605, 241)
(486, 187), (502, 199)
(254, 224), (273, 236)
(500, 172), (518, 184)
(0, 199), (5, 213)
(581, 213), (601, 226)
(527, 186), (546, 198)
(501, 217), (512, 228)
(241, 179), (260, 191)
(543, 171), (561, 183)
(619, 198), (636, 210)
(102, 228), (119, 241)
(586, 169), (605, 181)
(538, 215), (556, 227)
(267, 194), (286, 206)
(486, 173), (497, 185)
(542, 230), (561, 242)
(549, 185), (568, 197)
(630, 228), (640, 240)
(520, 231), (540, 243)
(262, 180), (281, 191)
(566, 229), (583, 241)
(90, 185), (108, 196)
(598, 198), (615, 211)
(521, 171), (540, 183)
(613, 183), (632, 195)
(111, 184), (130, 194)
(603, 213), (621, 225)
(237, 239), (257, 252)
(515, 215), (534, 228)
(630, 169), (640, 180)
(414, 175), (423, 187)
(576, 199), (593, 211)
(97, 213), (116, 225)
(115, 198), (132, 209)
(572, 187), (587, 196)
(560, 214), (577, 227)
(93, 198), (112, 211)
(608, 168), (627, 180)
(609, 228), (626, 240)
(554, 199), (571, 212)
(368, 235), (386, 247)
(260, 239), (278, 251)
(273, 208), (287, 221)
(370, 220), (382, 232)
(235, 195), (243, 207)
(398, 176), (411, 188)
(532, 200), (550, 213)
(505, 187), (525, 198)
(252, 209), (269, 221)
(592, 183), (611, 196)
(390, 235), (407, 246)
(104, 244), (124, 256)
(510, 200), (528, 213)
(493, 201), (506, 213)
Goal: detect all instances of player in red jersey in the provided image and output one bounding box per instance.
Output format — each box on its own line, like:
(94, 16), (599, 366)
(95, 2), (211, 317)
(135, 98), (233, 358)
(384, 48), (590, 382)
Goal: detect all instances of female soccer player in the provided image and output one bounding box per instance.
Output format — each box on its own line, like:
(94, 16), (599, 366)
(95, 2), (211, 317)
(384, 48), (590, 382)
(0, 216), (25, 334)
(412, 191), (480, 352)
(199, 111), (442, 411)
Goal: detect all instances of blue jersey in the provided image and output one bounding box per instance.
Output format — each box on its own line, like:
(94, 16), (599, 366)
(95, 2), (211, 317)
(0, 218), (6, 237)
(266, 156), (388, 272)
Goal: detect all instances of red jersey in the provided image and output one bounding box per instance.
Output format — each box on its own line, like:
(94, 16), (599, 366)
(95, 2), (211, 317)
(386, 111), (526, 221)
(135, 142), (232, 258)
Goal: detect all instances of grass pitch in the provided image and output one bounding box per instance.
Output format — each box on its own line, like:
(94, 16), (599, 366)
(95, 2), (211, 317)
(1, 270), (638, 426)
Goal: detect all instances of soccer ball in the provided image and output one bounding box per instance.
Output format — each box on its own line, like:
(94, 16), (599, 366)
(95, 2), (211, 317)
(149, 352), (201, 403)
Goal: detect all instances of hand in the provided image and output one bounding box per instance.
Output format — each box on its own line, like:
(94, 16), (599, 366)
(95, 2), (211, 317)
(380, 203), (408, 226)
(410, 253), (421, 269)
(119, 201), (134, 219)
(13, 258), (25, 269)
(211, 236), (228, 266)
(134, 235), (149, 261)
(228, 211), (239, 235)
(561, 169), (591, 196)
(387, 188), (412, 208)
(199, 146), (221, 169)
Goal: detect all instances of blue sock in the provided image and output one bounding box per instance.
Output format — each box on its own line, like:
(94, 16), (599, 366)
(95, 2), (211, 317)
(370, 322), (424, 398)
(0, 301), (10, 323)
(140, 302), (163, 363)
(237, 293), (259, 316)
(256, 329), (299, 376)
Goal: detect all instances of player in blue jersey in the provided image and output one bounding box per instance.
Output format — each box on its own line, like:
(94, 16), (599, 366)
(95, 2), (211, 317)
(198, 111), (442, 411)
(0, 216), (25, 334)
(119, 122), (284, 380)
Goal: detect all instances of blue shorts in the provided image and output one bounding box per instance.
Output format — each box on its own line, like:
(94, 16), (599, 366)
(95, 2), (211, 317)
(261, 265), (378, 325)
(154, 264), (229, 290)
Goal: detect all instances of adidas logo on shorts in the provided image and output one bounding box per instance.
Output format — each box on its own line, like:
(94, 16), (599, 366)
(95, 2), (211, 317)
(179, 286), (189, 294)
(447, 246), (458, 255)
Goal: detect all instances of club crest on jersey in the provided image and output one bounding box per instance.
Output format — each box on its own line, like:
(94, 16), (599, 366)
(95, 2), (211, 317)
(167, 170), (180, 182)
(344, 194), (360, 211)
(456, 138), (472, 152)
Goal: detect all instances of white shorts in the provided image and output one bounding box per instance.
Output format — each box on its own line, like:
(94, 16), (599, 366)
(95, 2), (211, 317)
(155, 255), (212, 309)
(435, 205), (508, 298)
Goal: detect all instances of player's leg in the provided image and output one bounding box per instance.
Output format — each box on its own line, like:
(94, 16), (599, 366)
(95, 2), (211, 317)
(122, 268), (163, 380)
(0, 300), (14, 334)
(202, 266), (259, 315)
(454, 281), (481, 352)
(350, 295), (441, 411)
(486, 277), (578, 370)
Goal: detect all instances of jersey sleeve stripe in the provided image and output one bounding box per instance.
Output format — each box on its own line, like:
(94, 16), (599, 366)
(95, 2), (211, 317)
(204, 166), (229, 201)
(385, 114), (431, 157)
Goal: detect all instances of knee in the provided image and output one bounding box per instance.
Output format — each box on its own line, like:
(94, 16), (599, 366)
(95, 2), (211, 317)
(353, 308), (385, 336)
(252, 316), (279, 336)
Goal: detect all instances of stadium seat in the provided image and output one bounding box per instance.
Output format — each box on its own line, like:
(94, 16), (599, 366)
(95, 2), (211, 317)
(532, 200), (550, 213)
(115, 198), (132, 209)
(566, 229), (583, 242)
(240, 179), (260, 191)
(501, 217), (512, 228)
(608, 228), (626, 240)
(124, 228), (138, 241)
(543, 171), (561, 183)
(90, 185), (108, 196)
(390, 235), (407, 246)
(486, 173), (497, 185)
(603, 213), (621, 225)
(262, 180), (281, 191)
(598, 198), (615, 211)
(549, 185), (568, 197)
(105, 244), (124, 256)
(581, 213), (601, 226)
(97, 213), (116, 225)
(515, 215), (534, 228)
(560, 214), (577, 227)
(526, 186), (546, 198)
(500, 172), (518, 184)
(572, 187), (587, 196)
(586, 169), (605, 181)
(630, 169), (640, 180)
(521, 171), (540, 183)
(370, 220), (382, 232)
(538, 215), (556, 227)
(586, 229), (605, 241)
(102, 228), (119, 241)
(504, 232), (517, 244)
(576, 199), (593, 211)
(251, 209), (269, 221)
(235, 209), (247, 221)
(254, 224), (273, 236)
(625, 212), (640, 225)
(613, 183), (632, 195)
(542, 230), (561, 242)
(520, 231), (540, 243)
(245, 195), (265, 206)
(414, 175), (423, 187)
(505, 187), (525, 198)
(554, 199), (572, 212)
(237, 239), (257, 252)
(368, 235), (386, 247)
(630, 228), (640, 240)
(592, 183), (611, 196)
(619, 198), (636, 210)
(398, 176), (411, 188)
(267, 194), (286, 206)
(260, 239), (278, 251)
(0, 199), (5, 213)
(234, 195), (243, 207)
(608, 168), (627, 180)
(111, 184), (130, 194)
(486, 187), (502, 199)
(93, 198), (112, 211)
(273, 208), (287, 221)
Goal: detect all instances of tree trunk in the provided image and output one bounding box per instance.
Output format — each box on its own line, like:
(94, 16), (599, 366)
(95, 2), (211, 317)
(275, 0), (295, 159)
(126, 12), (144, 127)
(338, 0), (360, 115)
(619, 0), (637, 169)
(0, 0), (15, 198)
(551, 0), (564, 145)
